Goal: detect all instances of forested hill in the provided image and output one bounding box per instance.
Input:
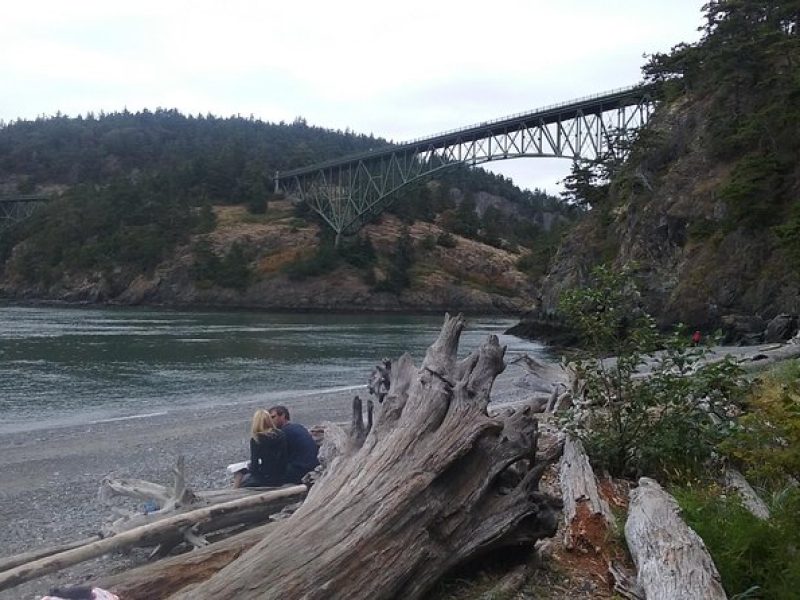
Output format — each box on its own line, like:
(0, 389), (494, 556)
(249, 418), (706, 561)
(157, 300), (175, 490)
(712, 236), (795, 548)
(539, 0), (800, 333)
(0, 111), (382, 197)
(0, 111), (576, 312)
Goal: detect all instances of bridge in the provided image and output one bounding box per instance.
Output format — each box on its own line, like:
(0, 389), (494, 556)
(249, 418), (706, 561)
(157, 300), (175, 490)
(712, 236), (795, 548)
(0, 194), (50, 226)
(275, 85), (655, 242)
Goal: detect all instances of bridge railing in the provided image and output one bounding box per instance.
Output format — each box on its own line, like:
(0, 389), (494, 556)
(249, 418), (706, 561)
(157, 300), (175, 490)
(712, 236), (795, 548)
(402, 83), (647, 145)
(278, 83), (652, 180)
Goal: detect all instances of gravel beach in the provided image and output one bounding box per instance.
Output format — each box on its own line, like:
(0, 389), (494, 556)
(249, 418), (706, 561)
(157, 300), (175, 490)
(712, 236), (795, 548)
(0, 362), (535, 600)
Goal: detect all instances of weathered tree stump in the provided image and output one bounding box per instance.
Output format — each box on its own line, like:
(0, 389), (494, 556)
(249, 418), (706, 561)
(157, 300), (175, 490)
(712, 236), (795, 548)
(625, 477), (726, 600)
(170, 314), (563, 600)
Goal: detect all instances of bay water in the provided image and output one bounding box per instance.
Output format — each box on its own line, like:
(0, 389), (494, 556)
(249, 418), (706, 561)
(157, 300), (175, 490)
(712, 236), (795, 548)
(0, 305), (545, 433)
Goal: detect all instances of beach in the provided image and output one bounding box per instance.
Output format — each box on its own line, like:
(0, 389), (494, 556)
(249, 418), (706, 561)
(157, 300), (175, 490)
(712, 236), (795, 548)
(0, 362), (535, 600)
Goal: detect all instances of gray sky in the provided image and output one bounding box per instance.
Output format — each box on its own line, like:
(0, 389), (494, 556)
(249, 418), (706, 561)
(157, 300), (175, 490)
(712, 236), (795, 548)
(0, 1), (705, 193)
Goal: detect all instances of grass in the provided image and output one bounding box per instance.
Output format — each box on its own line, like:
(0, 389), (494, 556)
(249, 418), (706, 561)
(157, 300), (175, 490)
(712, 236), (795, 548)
(673, 483), (800, 599)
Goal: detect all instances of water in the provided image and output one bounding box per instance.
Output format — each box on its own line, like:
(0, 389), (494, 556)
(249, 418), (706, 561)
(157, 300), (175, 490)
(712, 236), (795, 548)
(0, 305), (545, 433)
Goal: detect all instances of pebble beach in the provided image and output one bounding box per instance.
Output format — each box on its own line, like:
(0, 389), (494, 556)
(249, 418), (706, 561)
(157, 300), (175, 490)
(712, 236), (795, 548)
(0, 363), (535, 600)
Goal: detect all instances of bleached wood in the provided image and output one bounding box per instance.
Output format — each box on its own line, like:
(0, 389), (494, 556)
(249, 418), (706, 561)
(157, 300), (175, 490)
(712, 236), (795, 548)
(0, 536), (101, 574)
(723, 468), (770, 520)
(0, 485), (306, 592)
(558, 435), (614, 552)
(97, 523), (275, 600)
(169, 313), (563, 600)
(625, 477), (726, 600)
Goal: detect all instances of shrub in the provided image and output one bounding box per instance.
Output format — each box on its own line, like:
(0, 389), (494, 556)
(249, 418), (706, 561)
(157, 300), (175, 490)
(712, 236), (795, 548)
(191, 239), (252, 290)
(560, 265), (746, 482)
(283, 240), (339, 280)
(720, 359), (800, 487)
(436, 231), (457, 248)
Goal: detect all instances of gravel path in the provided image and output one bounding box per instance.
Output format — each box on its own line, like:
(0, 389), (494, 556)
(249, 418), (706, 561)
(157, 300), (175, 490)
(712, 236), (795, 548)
(0, 361), (535, 600)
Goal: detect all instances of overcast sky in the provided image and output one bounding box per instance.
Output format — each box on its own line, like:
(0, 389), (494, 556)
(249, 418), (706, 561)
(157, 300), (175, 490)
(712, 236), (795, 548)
(0, 1), (706, 193)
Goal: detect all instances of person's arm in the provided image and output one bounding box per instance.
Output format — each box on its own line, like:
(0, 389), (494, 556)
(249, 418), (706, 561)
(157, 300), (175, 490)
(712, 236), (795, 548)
(249, 437), (259, 473)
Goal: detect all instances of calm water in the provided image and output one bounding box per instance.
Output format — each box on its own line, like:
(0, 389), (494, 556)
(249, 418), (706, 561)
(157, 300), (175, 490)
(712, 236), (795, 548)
(0, 305), (545, 433)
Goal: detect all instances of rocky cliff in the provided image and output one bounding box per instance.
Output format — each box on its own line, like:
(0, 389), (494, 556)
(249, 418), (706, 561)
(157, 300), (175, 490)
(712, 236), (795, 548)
(539, 0), (800, 334)
(541, 94), (799, 331)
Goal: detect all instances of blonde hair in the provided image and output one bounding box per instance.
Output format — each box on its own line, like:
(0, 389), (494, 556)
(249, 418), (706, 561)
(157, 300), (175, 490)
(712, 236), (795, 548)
(250, 409), (276, 440)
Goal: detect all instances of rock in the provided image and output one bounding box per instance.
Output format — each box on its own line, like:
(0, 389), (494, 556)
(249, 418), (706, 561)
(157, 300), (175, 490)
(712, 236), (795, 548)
(720, 314), (766, 345)
(764, 314), (799, 343)
(505, 313), (579, 347)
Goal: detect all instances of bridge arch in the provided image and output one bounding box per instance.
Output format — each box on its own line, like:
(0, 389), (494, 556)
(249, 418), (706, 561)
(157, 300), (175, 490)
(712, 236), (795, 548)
(276, 85), (655, 240)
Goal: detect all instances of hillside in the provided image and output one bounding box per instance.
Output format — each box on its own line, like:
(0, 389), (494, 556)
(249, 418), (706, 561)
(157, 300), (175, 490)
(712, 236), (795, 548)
(0, 110), (575, 313)
(0, 200), (540, 312)
(538, 0), (800, 335)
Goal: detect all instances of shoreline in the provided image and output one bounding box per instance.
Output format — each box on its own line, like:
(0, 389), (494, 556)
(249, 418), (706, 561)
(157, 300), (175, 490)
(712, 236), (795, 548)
(0, 363), (534, 599)
(0, 298), (527, 319)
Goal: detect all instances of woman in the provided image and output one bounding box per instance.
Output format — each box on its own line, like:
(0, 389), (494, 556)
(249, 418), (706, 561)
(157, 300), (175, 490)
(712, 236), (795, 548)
(234, 409), (288, 488)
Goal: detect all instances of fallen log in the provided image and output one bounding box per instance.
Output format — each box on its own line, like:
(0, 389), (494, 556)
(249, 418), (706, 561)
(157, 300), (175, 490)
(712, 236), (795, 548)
(625, 477), (726, 600)
(169, 314), (563, 600)
(96, 523), (275, 600)
(723, 467), (770, 520)
(0, 485), (306, 592)
(0, 536), (102, 574)
(559, 436), (615, 553)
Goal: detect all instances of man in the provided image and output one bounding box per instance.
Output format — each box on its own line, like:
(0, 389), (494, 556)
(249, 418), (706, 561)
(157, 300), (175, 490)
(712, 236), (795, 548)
(268, 405), (319, 484)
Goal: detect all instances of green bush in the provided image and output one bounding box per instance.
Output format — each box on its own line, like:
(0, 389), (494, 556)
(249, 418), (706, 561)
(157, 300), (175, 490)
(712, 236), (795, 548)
(673, 485), (800, 599)
(720, 359), (800, 487)
(337, 235), (376, 269)
(191, 239), (252, 290)
(436, 231), (457, 248)
(283, 240), (339, 280)
(560, 265), (746, 482)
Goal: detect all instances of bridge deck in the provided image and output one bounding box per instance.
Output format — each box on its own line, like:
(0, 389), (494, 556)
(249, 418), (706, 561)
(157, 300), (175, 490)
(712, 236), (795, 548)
(0, 194), (51, 204)
(278, 84), (651, 180)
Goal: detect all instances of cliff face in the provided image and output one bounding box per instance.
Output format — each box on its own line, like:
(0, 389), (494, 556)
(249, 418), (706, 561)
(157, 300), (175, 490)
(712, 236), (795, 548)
(0, 202), (536, 314)
(542, 96), (800, 328)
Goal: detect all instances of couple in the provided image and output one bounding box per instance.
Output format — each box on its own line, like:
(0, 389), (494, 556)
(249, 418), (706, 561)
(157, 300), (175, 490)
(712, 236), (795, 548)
(234, 405), (319, 488)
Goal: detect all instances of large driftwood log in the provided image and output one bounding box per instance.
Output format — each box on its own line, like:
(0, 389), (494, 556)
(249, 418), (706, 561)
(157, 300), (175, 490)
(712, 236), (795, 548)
(96, 523), (275, 600)
(558, 435), (615, 553)
(625, 477), (726, 600)
(170, 314), (563, 600)
(0, 486), (306, 592)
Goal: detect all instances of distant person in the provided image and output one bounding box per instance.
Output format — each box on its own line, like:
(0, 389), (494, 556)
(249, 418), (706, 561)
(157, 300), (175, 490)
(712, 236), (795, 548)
(269, 405), (319, 484)
(234, 409), (288, 488)
(692, 330), (702, 346)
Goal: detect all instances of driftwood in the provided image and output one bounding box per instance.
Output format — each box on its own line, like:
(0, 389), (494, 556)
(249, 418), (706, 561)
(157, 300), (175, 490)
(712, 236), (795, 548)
(96, 523), (276, 600)
(558, 436), (615, 553)
(0, 536), (102, 573)
(169, 314), (563, 600)
(0, 486), (306, 592)
(625, 477), (726, 600)
(723, 467), (770, 520)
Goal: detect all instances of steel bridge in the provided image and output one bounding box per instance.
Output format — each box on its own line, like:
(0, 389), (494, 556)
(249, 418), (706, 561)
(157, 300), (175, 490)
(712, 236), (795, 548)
(0, 194), (50, 226)
(275, 85), (655, 241)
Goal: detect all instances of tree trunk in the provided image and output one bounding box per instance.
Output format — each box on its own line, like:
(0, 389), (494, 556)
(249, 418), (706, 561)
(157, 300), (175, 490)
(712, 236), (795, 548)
(625, 477), (726, 600)
(559, 435), (614, 553)
(170, 314), (562, 600)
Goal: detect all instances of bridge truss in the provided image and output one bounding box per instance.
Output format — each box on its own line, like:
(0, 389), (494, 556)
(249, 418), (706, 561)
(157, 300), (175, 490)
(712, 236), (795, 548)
(0, 195), (50, 227)
(276, 85), (655, 240)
